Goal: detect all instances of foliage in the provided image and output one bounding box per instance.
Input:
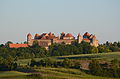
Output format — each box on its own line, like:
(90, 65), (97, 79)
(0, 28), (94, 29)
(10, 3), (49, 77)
(89, 59), (120, 78)
(49, 41), (98, 56)
(0, 56), (17, 71)
(30, 58), (81, 69)
(89, 59), (103, 76)
(98, 41), (120, 53)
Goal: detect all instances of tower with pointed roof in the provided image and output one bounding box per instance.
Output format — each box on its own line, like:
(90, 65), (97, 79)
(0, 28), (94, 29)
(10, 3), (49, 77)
(27, 33), (33, 46)
(77, 33), (83, 43)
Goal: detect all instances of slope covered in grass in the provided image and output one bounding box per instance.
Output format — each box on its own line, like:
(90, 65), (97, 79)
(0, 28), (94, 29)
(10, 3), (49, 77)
(35, 67), (118, 79)
(0, 71), (30, 79)
(16, 52), (120, 66)
(56, 52), (120, 61)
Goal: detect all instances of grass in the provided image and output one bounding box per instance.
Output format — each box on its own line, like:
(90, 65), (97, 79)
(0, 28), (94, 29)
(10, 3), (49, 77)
(16, 52), (120, 66)
(0, 68), (118, 79)
(56, 52), (120, 61)
(16, 58), (42, 66)
(34, 67), (118, 79)
(0, 71), (30, 79)
(3, 52), (118, 79)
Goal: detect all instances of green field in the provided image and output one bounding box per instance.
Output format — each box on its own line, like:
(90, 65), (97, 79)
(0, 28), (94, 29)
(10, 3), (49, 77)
(0, 68), (118, 79)
(34, 67), (119, 79)
(57, 52), (120, 60)
(1, 52), (120, 79)
(17, 52), (120, 66)
(0, 71), (30, 79)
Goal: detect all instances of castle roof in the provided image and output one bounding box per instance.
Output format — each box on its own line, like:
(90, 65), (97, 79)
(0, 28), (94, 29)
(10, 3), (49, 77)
(78, 33), (81, 37)
(35, 33), (40, 37)
(38, 32), (56, 39)
(48, 32), (53, 36)
(9, 44), (28, 48)
(34, 33), (40, 39)
(83, 32), (90, 36)
(61, 32), (65, 35)
(65, 33), (73, 37)
(93, 35), (96, 39)
(41, 36), (47, 39)
(83, 38), (90, 42)
(27, 33), (32, 37)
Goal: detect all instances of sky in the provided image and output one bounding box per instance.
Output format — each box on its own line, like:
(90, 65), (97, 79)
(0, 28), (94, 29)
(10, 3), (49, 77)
(0, 0), (120, 44)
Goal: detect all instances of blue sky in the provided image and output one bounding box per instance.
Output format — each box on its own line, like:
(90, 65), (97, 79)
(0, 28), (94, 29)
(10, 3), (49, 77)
(0, 0), (120, 44)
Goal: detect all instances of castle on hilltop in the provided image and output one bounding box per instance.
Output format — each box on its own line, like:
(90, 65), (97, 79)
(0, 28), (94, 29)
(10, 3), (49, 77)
(27, 32), (98, 49)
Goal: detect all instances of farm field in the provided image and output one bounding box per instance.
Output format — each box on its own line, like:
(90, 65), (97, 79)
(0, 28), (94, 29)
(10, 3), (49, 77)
(57, 52), (120, 60)
(1, 52), (120, 79)
(1, 52), (118, 79)
(0, 68), (118, 79)
(17, 52), (120, 66)
(0, 71), (29, 79)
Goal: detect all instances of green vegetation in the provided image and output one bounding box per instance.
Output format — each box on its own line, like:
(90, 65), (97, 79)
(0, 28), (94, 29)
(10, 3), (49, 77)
(0, 71), (29, 79)
(89, 59), (120, 78)
(0, 68), (118, 79)
(34, 67), (118, 79)
(16, 52), (120, 66)
(57, 52), (120, 61)
(0, 41), (120, 79)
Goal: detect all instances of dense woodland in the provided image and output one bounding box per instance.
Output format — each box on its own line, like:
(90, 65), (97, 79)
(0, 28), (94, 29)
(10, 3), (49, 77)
(0, 41), (120, 78)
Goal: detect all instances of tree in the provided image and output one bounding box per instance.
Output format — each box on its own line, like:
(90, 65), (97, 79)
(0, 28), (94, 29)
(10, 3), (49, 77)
(89, 59), (103, 76)
(32, 40), (39, 47)
(89, 46), (98, 53)
(5, 41), (13, 47)
(0, 44), (4, 47)
(62, 58), (73, 68)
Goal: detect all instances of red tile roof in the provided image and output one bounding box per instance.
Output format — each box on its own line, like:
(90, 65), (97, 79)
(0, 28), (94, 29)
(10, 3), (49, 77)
(93, 35), (96, 39)
(9, 44), (28, 48)
(83, 32), (90, 36)
(83, 39), (90, 42)
(27, 33), (32, 37)
(61, 32), (65, 35)
(35, 33), (40, 37)
(41, 36), (47, 39)
(49, 32), (53, 36)
(78, 33), (81, 37)
(65, 33), (73, 37)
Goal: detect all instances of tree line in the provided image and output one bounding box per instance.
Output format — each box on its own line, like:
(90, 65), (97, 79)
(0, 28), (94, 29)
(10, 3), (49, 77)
(0, 41), (120, 71)
(0, 41), (120, 59)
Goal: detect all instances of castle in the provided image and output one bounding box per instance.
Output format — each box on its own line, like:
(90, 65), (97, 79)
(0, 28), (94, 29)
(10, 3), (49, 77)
(27, 32), (98, 49)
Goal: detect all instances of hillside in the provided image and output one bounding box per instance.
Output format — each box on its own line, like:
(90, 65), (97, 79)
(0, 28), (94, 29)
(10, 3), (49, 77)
(1, 52), (120, 79)
(0, 68), (118, 79)
(17, 52), (120, 66)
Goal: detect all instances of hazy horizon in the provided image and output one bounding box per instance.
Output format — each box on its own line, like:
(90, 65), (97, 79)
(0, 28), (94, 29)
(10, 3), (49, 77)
(0, 0), (120, 44)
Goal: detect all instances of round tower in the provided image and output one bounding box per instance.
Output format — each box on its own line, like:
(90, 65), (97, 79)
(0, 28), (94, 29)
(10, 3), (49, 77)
(77, 33), (83, 43)
(27, 33), (32, 46)
(34, 33), (39, 39)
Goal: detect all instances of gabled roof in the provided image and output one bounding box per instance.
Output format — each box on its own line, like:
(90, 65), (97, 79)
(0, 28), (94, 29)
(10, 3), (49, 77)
(34, 33), (40, 39)
(78, 33), (81, 37)
(65, 33), (73, 37)
(35, 33), (40, 37)
(27, 33), (32, 37)
(41, 36), (47, 39)
(9, 44), (28, 48)
(83, 38), (90, 42)
(93, 35), (96, 39)
(83, 32), (90, 36)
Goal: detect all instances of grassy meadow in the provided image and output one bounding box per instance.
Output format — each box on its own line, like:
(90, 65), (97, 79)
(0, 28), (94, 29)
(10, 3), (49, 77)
(0, 71), (29, 79)
(17, 52), (120, 66)
(1, 52), (120, 79)
(0, 67), (119, 79)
